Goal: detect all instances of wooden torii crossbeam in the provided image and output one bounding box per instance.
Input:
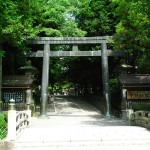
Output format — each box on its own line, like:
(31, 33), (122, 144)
(27, 36), (125, 117)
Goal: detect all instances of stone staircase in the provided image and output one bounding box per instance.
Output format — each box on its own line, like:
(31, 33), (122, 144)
(13, 116), (150, 150)
(14, 140), (150, 150)
(12, 96), (150, 150)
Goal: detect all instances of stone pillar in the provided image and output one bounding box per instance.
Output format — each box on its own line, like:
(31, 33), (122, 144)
(26, 104), (31, 127)
(128, 109), (134, 125)
(121, 88), (127, 119)
(40, 43), (50, 117)
(101, 42), (111, 117)
(7, 99), (16, 140)
(72, 45), (78, 51)
(26, 89), (31, 104)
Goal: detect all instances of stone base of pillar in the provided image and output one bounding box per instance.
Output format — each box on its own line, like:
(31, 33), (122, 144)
(121, 110), (128, 120)
(38, 115), (49, 119)
(122, 109), (134, 121)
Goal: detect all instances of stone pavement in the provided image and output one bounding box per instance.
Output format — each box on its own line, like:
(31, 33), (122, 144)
(13, 96), (150, 150)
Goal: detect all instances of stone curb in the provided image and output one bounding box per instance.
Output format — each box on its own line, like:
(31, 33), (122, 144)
(0, 140), (14, 150)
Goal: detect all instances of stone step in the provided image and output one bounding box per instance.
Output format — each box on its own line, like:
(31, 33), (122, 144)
(14, 126), (150, 150)
(13, 146), (150, 150)
(16, 127), (150, 142)
(14, 140), (150, 150)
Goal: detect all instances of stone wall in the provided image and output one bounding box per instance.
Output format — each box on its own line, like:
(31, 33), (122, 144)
(130, 111), (150, 129)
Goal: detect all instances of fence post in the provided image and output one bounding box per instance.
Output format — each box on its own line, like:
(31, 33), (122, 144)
(26, 104), (31, 127)
(7, 99), (16, 141)
(128, 109), (134, 125)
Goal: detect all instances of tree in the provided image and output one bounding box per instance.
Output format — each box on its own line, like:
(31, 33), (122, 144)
(0, 0), (86, 74)
(0, 0), (39, 75)
(113, 0), (150, 73)
(77, 0), (117, 36)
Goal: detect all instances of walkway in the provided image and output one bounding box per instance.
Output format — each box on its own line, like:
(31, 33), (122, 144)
(14, 96), (150, 150)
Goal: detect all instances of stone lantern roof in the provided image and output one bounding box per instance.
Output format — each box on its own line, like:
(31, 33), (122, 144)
(119, 74), (150, 88)
(19, 60), (36, 76)
(2, 75), (34, 88)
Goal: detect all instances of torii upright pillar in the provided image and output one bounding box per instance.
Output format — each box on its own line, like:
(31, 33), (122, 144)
(40, 43), (50, 117)
(101, 42), (111, 117)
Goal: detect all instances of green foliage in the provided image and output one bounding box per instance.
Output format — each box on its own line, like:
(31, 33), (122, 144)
(110, 78), (119, 95)
(0, 0), (32, 46)
(138, 51), (150, 73)
(113, 0), (150, 73)
(132, 104), (150, 111)
(0, 50), (4, 58)
(77, 0), (117, 36)
(62, 82), (73, 90)
(1, 0), (86, 75)
(114, 0), (150, 49)
(110, 78), (121, 112)
(60, 21), (86, 37)
(0, 113), (7, 140)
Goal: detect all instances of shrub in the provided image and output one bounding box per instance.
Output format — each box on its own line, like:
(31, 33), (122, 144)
(0, 113), (7, 140)
(110, 78), (121, 112)
(132, 104), (150, 111)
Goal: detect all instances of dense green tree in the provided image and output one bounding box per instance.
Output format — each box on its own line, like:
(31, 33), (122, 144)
(0, 0), (39, 75)
(77, 0), (117, 36)
(0, 0), (85, 74)
(113, 0), (150, 73)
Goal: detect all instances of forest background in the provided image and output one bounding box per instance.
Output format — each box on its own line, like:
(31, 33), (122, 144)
(0, 0), (150, 107)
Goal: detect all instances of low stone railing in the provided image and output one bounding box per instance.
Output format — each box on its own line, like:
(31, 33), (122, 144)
(0, 103), (27, 112)
(6, 103), (31, 141)
(130, 111), (150, 129)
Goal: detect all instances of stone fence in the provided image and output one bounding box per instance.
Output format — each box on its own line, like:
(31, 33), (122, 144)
(0, 101), (31, 141)
(130, 111), (150, 129)
(0, 103), (27, 112)
(6, 102), (31, 141)
(0, 102), (31, 150)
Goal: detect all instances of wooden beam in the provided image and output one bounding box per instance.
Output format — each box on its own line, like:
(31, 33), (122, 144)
(26, 50), (125, 57)
(29, 36), (112, 44)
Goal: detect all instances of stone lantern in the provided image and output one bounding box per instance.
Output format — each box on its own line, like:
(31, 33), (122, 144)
(19, 60), (36, 77)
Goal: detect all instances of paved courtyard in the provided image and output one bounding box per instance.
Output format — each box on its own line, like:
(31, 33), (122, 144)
(14, 96), (150, 150)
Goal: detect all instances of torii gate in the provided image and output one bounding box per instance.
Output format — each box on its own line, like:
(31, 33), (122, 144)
(27, 36), (124, 117)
